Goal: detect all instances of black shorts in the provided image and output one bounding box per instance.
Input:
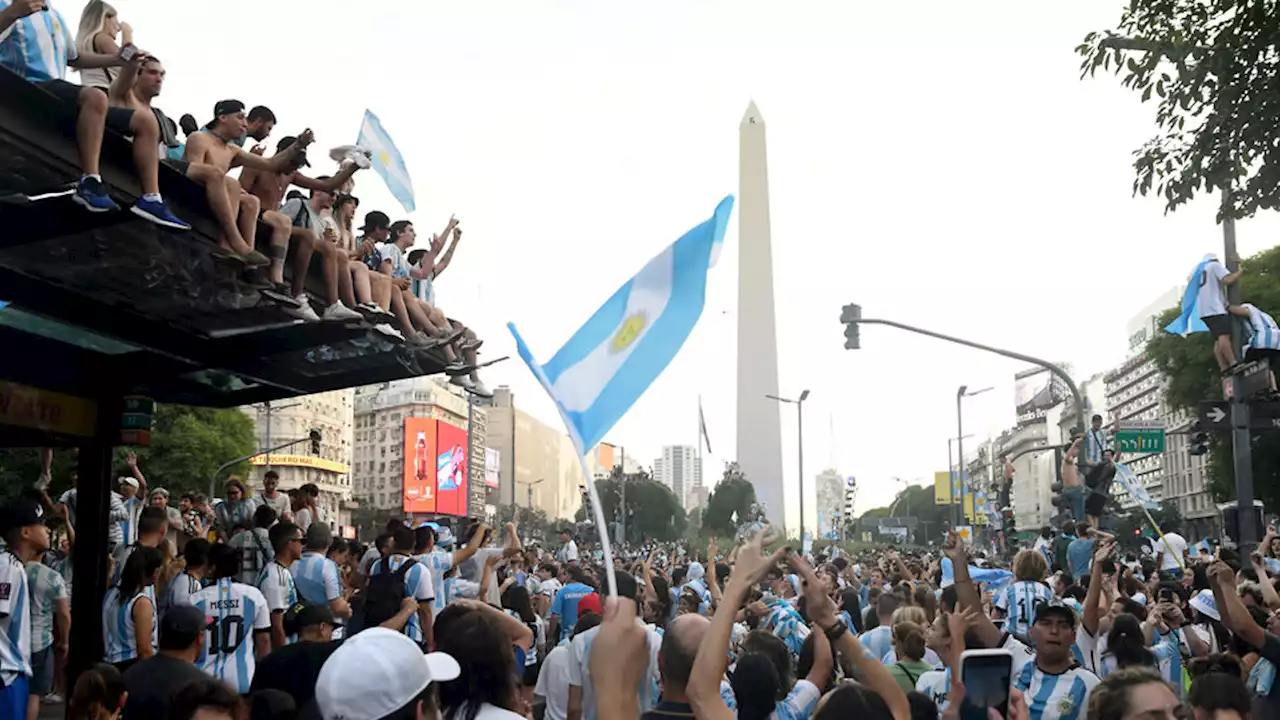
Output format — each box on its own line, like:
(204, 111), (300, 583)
(39, 79), (136, 136)
(1204, 314), (1233, 338)
(1245, 347), (1280, 371)
(1085, 487), (1109, 517)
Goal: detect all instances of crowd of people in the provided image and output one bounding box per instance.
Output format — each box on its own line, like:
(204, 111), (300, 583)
(0, 0), (490, 396)
(1, 446), (1279, 720)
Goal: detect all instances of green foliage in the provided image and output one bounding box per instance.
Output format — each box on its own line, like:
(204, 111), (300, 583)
(1146, 246), (1280, 508)
(0, 404), (256, 505)
(1114, 501), (1184, 550)
(701, 463), (757, 539)
(588, 466), (685, 543)
(1078, 1), (1280, 217)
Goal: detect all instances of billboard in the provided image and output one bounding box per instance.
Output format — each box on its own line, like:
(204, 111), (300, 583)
(435, 421), (469, 516)
(484, 447), (500, 489)
(403, 417), (437, 513)
(1014, 365), (1071, 428)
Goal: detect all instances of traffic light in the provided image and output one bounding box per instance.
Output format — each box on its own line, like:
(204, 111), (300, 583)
(1189, 419), (1210, 456)
(841, 304), (862, 350)
(309, 429), (322, 455)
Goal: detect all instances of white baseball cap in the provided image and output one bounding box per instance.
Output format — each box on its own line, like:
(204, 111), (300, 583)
(316, 628), (460, 720)
(119, 477), (139, 489)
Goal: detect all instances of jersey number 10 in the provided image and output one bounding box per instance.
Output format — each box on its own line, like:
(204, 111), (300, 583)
(206, 615), (245, 654)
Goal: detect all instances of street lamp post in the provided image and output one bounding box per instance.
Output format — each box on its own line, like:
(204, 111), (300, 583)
(767, 390), (810, 542)
(956, 386), (992, 528)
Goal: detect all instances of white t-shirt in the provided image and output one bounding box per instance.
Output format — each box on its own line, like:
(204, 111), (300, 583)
(1198, 260), (1230, 318)
(1156, 533), (1187, 571)
(535, 645), (572, 720)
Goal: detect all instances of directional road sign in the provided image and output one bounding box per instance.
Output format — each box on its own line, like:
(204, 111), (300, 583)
(1116, 421), (1165, 454)
(1198, 401), (1280, 431)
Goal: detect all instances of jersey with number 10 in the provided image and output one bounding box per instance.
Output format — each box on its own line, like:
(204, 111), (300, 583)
(995, 580), (1055, 638)
(190, 578), (270, 693)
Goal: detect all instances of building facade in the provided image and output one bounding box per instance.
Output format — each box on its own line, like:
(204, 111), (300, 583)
(485, 386), (593, 523)
(351, 378), (486, 517)
(654, 445), (701, 506)
(242, 390), (355, 532)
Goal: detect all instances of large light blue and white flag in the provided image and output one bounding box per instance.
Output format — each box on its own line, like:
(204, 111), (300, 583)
(940, 558), (1014, 593)
(357, 110), (416, 213)
(509, 195), (735, 455)
(1114, 462), (1160, 510)
(1164, 254), (1216, 336)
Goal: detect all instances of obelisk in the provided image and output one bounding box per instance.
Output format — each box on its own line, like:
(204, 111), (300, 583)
(736, 101), (787, 535)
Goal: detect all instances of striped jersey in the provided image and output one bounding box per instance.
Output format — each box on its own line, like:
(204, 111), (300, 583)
(291, 552), (343, 607)
(110, 544), (157, 605)
(995, 580), (1055, 638)
(107, 492), (126, 549)
(257, 561), (298, 644)
(367, 554), (434, 644)
(0, 0), (75, 83)
(568, 621), (662, 720)
(720, 679), (822, 720)
(760, 598), (810, 656)
(0, 550), (31, 683)
(1005, 635), (1100, 720)
(119, 494), (144, 547)
(859, 624), (894, 663)
(416, 549), (454, 616)
(102, 587), (156, 663)
(190, 578), (270, 694)
(164, 570), (204, 616)
(1084, 428), (1111, 465)
(1243, 304), (1280, 352)
(229, 528), (273, 586)
(25, 561), (68, 652)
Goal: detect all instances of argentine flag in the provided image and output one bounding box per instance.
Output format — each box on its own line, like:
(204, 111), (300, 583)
(357, 110), (416, 213)
(940, 558), (1013, 593)
(510, 196), (734, 455)
(1115, 462), (1160, 510)
(1164, 255), (1216, 336)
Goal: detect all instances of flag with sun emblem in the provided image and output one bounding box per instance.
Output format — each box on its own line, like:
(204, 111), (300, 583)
(357, 110), (416, 212)
(509, 195), (734, 455)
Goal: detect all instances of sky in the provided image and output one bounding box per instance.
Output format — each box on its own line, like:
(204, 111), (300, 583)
(97, 0), (1280, 531)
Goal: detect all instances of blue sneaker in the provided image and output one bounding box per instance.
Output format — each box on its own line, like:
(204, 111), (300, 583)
(131, 197), (191, 230)
(73, 176), (119, 213)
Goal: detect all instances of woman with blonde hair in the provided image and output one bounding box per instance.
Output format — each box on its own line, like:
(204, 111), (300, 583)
(883, 606), (944, 667)
(74, 1), (131, 89)
(322, 193), (403, 341)
(994, 548), (1055, 640)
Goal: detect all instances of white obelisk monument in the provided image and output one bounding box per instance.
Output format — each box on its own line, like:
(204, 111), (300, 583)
(736, 101), (787, 535)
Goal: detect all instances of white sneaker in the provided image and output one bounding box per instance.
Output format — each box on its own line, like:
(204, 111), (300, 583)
(322, 302), (364, 322)
(449, 375), (475, 389)
(373, 324), (405, 343)
(470, 380), (492, 397)
(285, 295), (320, 322)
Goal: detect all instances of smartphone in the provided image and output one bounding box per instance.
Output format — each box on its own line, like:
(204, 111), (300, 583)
(959, 649), (1014, 720)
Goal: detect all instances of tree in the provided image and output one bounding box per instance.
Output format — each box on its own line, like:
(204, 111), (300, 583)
(1078, 1), (1280, 218)
(702, 462), (757, 539)
(584, 466), (685, 543)
(1114, 501), (1184, 551)
(0, 403), (256, 504)
(1146, 245), (1280, 509)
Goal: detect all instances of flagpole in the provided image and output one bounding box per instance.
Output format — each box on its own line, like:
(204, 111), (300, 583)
(577, 452), (619, 597)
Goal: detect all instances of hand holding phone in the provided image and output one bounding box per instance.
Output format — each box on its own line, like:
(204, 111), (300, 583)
(958, 649), (1013, 720)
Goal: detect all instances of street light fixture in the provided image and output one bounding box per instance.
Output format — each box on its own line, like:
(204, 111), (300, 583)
(956, 385), (993, 528)
(767, 390), (810, 542)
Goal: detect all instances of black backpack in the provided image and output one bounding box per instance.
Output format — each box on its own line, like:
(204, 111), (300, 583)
(358, 556), (416, 632)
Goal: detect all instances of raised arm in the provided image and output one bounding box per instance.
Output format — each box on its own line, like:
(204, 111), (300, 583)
(292, 160), (360, 193)
(433, 226), (462, 277)
(944, 531), (1003, 649)
(234, 129), (313, 172)
(1083, 540), (1114, 636)
(1209, 560), (1265, 648)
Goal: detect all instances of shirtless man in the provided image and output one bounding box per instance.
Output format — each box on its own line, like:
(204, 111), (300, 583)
(184, 101), (316, 313)
(105, 56), (295, 300)
(239, 139), (369, 318)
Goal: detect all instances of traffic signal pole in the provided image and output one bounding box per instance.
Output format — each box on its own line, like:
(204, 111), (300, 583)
(1223, 187), (1258, 556)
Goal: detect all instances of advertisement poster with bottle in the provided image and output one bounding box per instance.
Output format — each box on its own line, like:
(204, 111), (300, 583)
(402, 417), (437, 513)
(435, 421), (468, 516)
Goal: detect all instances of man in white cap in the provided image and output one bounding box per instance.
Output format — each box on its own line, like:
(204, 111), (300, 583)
(315, 627), (459, 720)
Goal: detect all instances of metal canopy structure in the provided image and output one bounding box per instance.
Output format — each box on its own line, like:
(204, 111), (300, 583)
(0, 65), (452, 687)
